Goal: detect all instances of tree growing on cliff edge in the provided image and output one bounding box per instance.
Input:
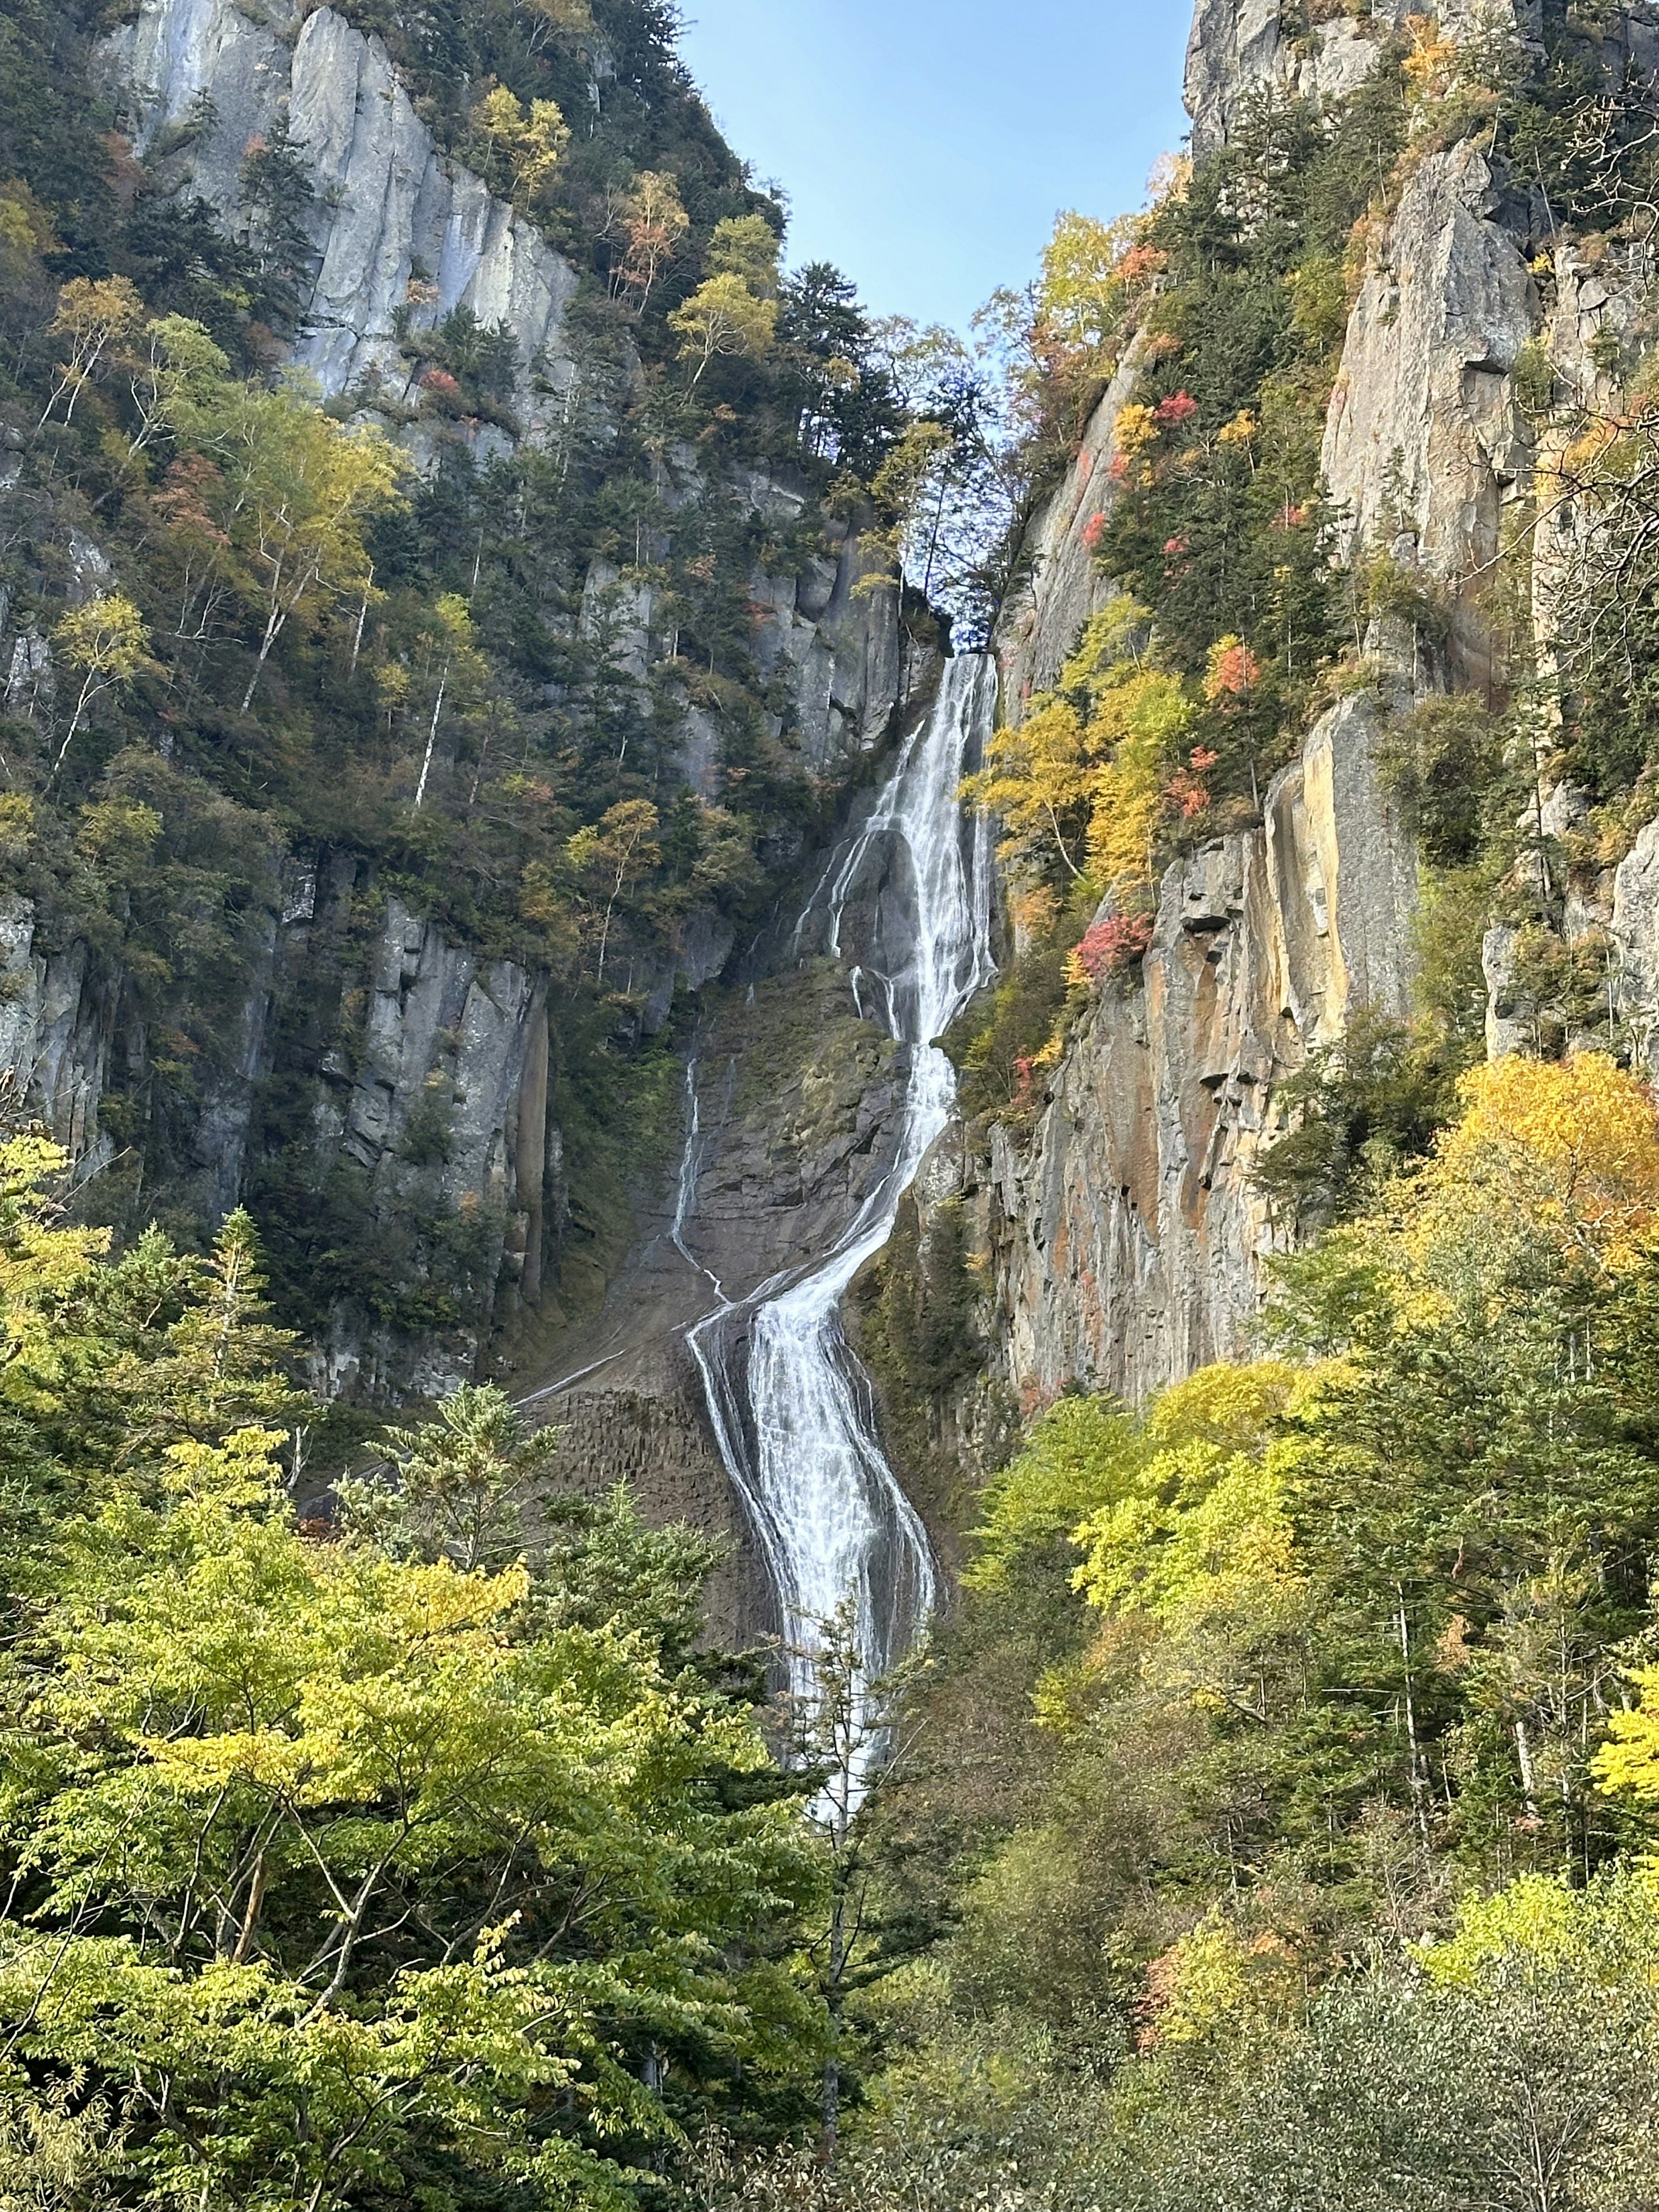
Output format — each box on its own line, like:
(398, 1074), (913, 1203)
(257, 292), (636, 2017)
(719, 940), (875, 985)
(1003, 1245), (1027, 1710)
(612, 168), (690, 312)
(465, 84), (571, 213)
(671, 271), (780, 388)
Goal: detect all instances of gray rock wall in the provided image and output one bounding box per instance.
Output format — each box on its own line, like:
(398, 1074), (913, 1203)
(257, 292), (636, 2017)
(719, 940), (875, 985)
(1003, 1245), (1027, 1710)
(996, 337), (1146, 713)
(976, 691), (1417, 1406)
(1, 0), (925, 1404)
(978, 0), (1588, 1407)
(0, 898), (119, 1170)
(1183, 0), (1545, 158)
(99, 0), (580, 423)
(1322, 139), (1535, 685)
(0, 862), (551, 1403)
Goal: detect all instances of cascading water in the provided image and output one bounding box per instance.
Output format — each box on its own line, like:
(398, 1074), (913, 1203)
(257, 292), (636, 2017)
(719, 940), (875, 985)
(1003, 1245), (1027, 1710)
(681, 654), (998, 1804)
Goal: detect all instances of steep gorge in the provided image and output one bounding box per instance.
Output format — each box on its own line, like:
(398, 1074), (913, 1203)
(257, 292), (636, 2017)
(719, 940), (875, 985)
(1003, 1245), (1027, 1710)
(13, 1), (1659, 2199)
(11, 0), (1659, 1676)
(0, 0), (925, 1430)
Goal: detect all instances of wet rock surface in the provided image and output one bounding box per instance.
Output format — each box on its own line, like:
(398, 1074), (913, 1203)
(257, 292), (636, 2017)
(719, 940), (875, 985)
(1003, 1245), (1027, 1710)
(521, 959), (911, 1637)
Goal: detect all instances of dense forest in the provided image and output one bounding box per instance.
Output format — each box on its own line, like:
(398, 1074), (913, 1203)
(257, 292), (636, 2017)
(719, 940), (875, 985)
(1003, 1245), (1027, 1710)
(8, 0), (1659, 2206)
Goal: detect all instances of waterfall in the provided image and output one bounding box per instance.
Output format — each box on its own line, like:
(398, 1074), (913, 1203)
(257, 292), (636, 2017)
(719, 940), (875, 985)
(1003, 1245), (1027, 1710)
(683, 654), (998, 1802)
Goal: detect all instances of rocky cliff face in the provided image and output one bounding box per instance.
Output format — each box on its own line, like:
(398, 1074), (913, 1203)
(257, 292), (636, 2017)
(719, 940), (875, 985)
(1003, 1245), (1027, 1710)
(975, 690), (1416, 1407)
(524, 951), (918, 1635)
(969, 0), (1659, 1412)
(98, 0), (580, 424)
(0, 0), (919, 1403)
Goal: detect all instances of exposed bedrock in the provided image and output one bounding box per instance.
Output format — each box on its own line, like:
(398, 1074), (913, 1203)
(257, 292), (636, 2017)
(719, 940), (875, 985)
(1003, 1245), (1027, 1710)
(971, 691), (1416, 1409)
(0, 0), (927, 1402)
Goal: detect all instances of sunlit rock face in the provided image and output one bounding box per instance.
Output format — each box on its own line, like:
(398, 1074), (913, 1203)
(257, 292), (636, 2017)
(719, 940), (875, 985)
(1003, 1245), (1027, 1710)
(100, 0), (580, 420)
(976, 689), (1417, 1410)
(970, 0), (1630, 1407)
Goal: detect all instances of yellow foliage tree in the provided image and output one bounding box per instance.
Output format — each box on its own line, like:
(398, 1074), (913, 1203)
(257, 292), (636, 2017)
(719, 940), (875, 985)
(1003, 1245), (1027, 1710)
(566, 798), (661, 984)
(39, 275), (144, 428)
(1034, 210), (1137, 363)
(408, 593), (489, 809)
(964, 693), (1095, 882)
(50, 593), (155, 776)
(467, 86), (569, 211)
(965, 1394), (1141, 1591)
(1424, 1052), (1659, 1270)
(860, 417), (953, 593)
(965, 601), (1189, 905)
(1422, 1867), (1659, 1989)
(1112, 401), (1158, 461)
(1069, 1360), (1300, 1626)
(157, 369), (405, 712)
(705, 213), (780, 298)
(1144, 1910), (1300, 2047)
(669, 272), (779, 387)
(520, 0), (594, 51)
(1084, 659), (1191, 904)
(1593, 1671), (1659, 1814)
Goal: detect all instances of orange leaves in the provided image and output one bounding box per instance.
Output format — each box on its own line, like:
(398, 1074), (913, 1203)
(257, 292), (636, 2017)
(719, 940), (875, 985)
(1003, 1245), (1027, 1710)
(1204, 635), (1262, 706)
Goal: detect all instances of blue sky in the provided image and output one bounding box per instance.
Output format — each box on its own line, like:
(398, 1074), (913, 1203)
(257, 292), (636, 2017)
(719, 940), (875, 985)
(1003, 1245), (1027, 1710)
(676, 2), (1194, 335)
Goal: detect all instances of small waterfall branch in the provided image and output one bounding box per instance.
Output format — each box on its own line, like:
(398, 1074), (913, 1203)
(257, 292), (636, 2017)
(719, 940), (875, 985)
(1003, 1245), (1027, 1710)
(683, 655), (998, 1803)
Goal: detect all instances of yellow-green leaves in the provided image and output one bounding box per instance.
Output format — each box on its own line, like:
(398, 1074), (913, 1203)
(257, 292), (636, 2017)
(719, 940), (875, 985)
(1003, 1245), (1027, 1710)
(670, 216), (781, 387)
(1593, 1670), (1659, 1814)
(1035, 210), (1137, 362)
(966, 1395), (1139, 1590)
(465, 84), (570, 212)
(3, 1416), (824, 2200)
(705, 213), (781, 298)
(50, 591), (154, 775)
(39, 273), (144, 427)
(1069, 1362), (1299, 1627)
(964, 601), (1191, 909)
(1421, 1869), (1659, 1991)
(670, 272), (779, 387)
(567, 797), (662, 984)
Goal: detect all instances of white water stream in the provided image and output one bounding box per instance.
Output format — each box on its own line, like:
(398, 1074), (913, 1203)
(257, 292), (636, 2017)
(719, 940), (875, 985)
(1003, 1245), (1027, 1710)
(681, 655), (998, 1801)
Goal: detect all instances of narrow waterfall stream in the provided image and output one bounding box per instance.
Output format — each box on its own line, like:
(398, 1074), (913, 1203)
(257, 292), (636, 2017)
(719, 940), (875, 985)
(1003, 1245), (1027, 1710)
(683, 655), (998, 1802)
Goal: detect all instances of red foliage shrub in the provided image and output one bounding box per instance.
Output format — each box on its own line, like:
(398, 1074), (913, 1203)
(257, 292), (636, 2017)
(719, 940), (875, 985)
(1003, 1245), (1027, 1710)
(1071, 912), (1154, 983)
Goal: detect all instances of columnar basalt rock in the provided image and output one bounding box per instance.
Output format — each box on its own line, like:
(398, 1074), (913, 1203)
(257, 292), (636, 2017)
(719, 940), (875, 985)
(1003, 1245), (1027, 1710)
(996, 337), (1147, 713)
(1322, 139), (1535, 686)
(966, 0), (1659, 1412)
